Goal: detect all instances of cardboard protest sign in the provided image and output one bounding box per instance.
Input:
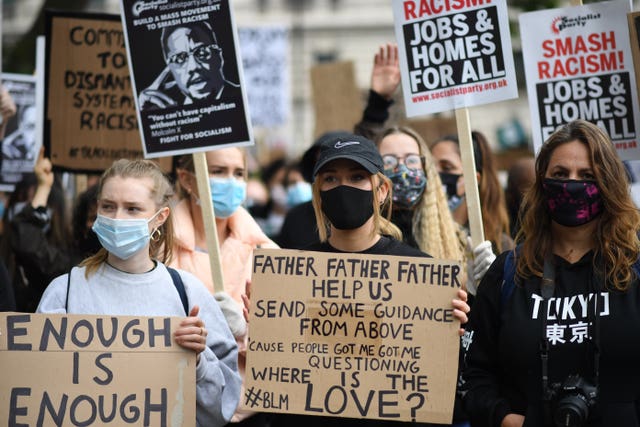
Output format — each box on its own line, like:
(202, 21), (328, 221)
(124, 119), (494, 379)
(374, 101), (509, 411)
(120, 0), (253, 158)
(520, 1), (640, 159)
(245, 249), (462, 424)
(238, 26), (290, 127)
(311, 61), (361, 139)
(392, 0), (518, 117)
(0, 73), (38, 191)
(44, 12), (155, 172)
(628, 11), (640, 108)
(0, 312), (195, 426)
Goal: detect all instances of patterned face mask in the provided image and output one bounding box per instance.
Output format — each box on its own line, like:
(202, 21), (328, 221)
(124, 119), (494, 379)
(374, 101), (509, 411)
(384, 164), (427, 209)
(542, 178), (602, 227)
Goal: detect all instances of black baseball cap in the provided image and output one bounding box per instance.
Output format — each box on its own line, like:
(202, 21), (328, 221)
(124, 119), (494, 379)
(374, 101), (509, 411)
(312, 133), (383, 178)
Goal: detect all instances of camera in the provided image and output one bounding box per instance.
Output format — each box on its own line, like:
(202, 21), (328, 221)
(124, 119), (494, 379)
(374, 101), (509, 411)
(544, 375), (598, 427)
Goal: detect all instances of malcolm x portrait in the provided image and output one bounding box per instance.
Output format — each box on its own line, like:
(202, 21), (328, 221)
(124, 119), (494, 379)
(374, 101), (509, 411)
(138, 21), (240, 111)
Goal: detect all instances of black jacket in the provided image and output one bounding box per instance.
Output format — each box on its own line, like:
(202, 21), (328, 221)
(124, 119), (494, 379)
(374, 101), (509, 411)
(462, 250), (640, 427)
(8, 205), (79, 312)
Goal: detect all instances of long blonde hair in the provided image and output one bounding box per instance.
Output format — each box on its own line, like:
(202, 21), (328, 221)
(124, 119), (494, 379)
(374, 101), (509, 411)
(377, 126), (465, 261)
(312, 171), (401, 242)
(81, 159), (175, 277)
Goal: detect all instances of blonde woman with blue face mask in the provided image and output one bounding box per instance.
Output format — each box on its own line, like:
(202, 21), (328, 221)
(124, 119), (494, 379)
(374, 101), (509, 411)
(37, 159), (241, 427)
(173, 147), (278, 425)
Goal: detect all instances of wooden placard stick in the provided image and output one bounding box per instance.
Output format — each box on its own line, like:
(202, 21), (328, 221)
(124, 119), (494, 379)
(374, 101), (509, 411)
(455, 107), (485, 249)
(193, 151), (225, 293)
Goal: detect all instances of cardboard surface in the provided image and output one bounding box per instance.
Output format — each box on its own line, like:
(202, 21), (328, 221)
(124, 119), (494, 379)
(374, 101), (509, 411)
(311, 61), (361, 139)
(628, 11), (640, 113)
(244, 249), (462, 424)
(0, 312), (195, 426)
(45, 13), (172, 172)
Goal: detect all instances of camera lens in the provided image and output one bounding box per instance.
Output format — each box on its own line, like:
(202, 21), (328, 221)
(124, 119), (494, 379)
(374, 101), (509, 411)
(554, 395), (589, 427)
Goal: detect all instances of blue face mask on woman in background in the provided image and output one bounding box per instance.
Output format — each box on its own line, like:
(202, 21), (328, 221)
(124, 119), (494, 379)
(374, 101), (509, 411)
(210, 177), (247, 218)
(92, 210), (161, 260)
(286, 181), (312, 207)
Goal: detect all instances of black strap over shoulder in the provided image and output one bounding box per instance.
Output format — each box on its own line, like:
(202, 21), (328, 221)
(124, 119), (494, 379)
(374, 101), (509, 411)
(500, 245), (521, 309)
(65, 266), (189, 316)
(167, 267), (189, 316)
(65, 269), (72, 312)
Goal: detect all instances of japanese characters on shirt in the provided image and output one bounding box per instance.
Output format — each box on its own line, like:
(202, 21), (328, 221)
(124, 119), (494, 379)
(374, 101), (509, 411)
(531, 291), (609, 346)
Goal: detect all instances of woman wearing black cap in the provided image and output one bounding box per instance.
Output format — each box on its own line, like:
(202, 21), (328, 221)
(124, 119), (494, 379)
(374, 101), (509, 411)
(269, 132), (470, 427)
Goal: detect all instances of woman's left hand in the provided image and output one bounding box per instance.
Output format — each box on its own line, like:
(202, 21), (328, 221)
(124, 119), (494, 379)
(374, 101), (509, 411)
(174, 305), (208, 363)
(452, 289), (470, 336)
(241, 279), (251, 324)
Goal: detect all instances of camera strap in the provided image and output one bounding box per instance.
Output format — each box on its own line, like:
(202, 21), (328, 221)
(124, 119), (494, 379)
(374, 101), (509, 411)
(540, 255), (602, 425)
(540, 256), (555, 399)
(590, 272), (601, 392)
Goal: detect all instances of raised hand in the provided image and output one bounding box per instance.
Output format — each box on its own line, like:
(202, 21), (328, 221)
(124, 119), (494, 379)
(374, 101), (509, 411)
(371, 43), (401, 100)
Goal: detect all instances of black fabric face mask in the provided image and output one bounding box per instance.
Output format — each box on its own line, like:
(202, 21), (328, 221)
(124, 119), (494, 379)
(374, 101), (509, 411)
(542, 178), (603, 227)
(320, 185), (374, 230)
(439, 172), (461, 199)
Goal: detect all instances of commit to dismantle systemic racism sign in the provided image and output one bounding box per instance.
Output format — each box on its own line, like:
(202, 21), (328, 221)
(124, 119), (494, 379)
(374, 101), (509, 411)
(45, 12), (151, 172)
(244, 249), (462, 424)
(120, 0), (253, 158)
(392, 0), (518, 116)
(520, 1), (640, 160)
(0, 313), (195, 426)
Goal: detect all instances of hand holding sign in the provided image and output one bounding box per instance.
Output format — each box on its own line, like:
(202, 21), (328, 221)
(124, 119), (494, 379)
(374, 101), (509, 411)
(175, 305), (208, 363)
(242, 278), (251, 324)
(452, 288), (470, 336)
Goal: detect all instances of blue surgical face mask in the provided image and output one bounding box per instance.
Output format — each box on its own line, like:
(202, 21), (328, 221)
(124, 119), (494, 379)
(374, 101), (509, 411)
(92, 211), (161, 260)
(210, 177), (246, 218)
(286, 181), (312, 207)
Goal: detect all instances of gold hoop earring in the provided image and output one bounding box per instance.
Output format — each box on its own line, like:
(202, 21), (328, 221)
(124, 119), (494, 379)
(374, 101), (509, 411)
(150, 228), (162, 242)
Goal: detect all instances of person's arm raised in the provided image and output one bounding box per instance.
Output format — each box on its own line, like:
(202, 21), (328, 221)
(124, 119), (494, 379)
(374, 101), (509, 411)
(371, 43), (401, 100)
(354, 43), (401, 140)
(31, 149), (54, 209)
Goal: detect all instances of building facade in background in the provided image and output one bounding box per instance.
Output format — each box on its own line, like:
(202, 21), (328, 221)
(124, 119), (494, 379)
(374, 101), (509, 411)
(3, 0), (639, 161)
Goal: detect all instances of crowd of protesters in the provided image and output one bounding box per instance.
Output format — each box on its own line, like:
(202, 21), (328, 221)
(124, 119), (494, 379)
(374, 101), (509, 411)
(3, 37), (640, 427)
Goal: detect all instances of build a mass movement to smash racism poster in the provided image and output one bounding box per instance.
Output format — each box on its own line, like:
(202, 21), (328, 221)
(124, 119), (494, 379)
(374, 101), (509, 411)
(520, 1), (640, 160)
(120, 0), (252, 158)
